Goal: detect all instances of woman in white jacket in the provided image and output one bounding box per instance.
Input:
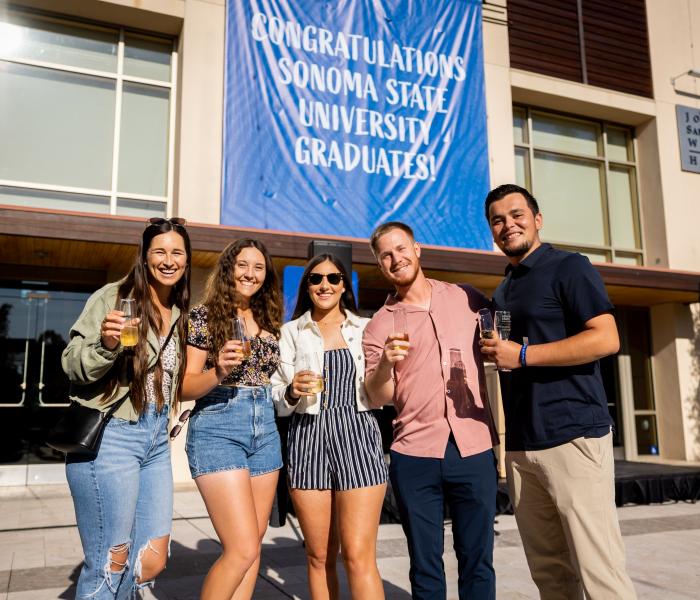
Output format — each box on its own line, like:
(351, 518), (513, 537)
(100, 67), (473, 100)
(272, 253), (387, 600)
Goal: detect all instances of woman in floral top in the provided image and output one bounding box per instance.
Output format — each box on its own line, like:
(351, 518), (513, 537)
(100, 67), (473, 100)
(181, 239), (283, 600)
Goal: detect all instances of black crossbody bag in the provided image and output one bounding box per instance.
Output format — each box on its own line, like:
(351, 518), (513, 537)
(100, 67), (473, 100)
(47, 327), (175, 457)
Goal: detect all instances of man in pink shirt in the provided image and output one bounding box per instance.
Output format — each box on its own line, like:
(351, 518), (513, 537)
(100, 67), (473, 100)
(363, 222), (498, 600)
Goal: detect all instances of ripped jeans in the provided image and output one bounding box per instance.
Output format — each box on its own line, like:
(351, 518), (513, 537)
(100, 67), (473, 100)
(66, 402), (173, 599)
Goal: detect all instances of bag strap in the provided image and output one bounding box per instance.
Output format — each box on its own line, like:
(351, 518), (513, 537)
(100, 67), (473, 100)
(158, 321), (177, 360)
(105, 321), (178, 418)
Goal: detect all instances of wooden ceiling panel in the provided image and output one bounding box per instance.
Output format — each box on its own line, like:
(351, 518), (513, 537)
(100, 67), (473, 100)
(0, 207), (698, 308)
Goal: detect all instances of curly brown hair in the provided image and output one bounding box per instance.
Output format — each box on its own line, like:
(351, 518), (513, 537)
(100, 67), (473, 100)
(202, 239), (282, 358)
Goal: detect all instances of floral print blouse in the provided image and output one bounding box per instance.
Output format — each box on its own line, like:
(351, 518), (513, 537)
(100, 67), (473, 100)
(187, 304), (280, 386)
(145, 334), (177, 404)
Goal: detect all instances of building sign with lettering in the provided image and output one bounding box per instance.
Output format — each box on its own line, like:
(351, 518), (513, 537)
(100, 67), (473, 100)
(677, 104), (700, 173)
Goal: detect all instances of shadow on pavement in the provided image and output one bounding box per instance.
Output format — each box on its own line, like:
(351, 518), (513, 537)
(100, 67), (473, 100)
(58, 538), (412, 599)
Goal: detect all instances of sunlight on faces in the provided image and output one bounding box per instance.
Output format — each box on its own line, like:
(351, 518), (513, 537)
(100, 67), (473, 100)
(375, 228), (421, 288)
(146, 231), (188, 291)
(488, 193), (542, 259)
(233, 246), (266, 299)
(307, 260), (345, 312)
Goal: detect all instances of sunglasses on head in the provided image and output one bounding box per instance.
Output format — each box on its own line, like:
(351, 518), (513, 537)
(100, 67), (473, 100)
(148, 217), (187, 227)
(308, 272), (343, 286)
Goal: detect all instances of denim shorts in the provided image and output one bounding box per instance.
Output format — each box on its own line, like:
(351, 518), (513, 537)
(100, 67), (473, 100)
(186, 384), (282, 478)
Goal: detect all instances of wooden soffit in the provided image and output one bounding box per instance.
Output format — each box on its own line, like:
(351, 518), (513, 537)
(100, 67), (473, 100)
(1, 205), (698, 307)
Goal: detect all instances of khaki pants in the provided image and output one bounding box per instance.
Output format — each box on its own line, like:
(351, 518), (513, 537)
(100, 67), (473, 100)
(506, 433), (636, 600)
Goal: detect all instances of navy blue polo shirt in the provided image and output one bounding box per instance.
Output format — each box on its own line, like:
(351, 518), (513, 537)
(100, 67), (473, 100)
(492, 243), (614, 451)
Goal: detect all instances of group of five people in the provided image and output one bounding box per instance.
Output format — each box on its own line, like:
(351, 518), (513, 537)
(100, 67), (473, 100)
(62, 183), (635, 599)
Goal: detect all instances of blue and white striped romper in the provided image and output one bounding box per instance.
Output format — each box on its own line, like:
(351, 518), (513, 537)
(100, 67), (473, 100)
(287, 348), (388, 490)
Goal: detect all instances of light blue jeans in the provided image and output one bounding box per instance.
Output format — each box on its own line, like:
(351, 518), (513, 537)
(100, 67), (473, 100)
(66, 402), (173, 599)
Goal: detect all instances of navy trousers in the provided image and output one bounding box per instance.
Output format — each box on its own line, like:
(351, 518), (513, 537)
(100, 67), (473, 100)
(389, 439), (497, 600)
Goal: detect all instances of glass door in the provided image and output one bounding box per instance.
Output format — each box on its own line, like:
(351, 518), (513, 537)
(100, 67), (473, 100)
(615, 307), (658, 460)
(600, 353), (625, 459)
(0, 287), (91, 485)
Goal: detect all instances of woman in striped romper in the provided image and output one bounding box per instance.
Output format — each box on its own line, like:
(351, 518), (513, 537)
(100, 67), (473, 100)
(272, 253), (388, 600)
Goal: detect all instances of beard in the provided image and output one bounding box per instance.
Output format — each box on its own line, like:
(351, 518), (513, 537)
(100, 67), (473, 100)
(502, 238), (533, 258)
(387, 262), (419, 287)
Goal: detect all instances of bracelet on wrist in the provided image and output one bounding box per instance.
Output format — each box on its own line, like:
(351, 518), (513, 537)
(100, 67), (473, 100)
(285, 384), (300, 405)
(520, 343), (528, 368)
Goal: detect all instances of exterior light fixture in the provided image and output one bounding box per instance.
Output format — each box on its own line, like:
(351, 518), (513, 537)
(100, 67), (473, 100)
(671, 68), (700, 88)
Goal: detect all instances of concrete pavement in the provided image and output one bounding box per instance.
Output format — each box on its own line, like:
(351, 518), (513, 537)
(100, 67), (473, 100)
(1, 483), (699, 599)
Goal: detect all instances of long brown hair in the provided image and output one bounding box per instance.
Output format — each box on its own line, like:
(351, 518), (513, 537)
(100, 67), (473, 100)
(202, 238), (282, 358)
(101, 220), (191, 413)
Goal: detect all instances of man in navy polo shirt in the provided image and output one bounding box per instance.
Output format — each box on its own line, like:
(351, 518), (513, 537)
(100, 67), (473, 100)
(480, 184), (636, 599)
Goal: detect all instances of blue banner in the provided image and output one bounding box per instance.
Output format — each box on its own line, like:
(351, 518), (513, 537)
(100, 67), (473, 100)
(222, 0), (491, 249)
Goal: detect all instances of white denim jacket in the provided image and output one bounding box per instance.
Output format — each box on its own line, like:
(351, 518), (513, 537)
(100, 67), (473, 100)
(271, 310), (370, 416)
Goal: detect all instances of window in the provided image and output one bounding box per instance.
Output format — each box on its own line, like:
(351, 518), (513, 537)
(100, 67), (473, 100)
(507, 0), (652, 98)
(0, 9), (176, 217)
(513, 106), (643, 265)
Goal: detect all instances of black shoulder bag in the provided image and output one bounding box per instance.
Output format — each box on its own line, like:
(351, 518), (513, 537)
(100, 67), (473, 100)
(47, 327), (176, 457)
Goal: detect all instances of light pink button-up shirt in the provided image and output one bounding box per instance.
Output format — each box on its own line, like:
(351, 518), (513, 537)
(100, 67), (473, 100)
(363, 279), (498, 458)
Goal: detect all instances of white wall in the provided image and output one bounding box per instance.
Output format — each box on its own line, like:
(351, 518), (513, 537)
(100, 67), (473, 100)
(646, 0), (700, 460)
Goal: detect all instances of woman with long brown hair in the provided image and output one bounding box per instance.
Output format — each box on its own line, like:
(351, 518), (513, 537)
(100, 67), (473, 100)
(271, 253), (387, 599)
(62, 218), (191, 599)
(182, 238), (283, 600)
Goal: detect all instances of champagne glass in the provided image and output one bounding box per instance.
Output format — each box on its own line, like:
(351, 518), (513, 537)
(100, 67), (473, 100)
(478, 308), (494, 340)
(296, 353), (324, 399)
(231, 317), (251, 359)
(391, 307), (409, 350)
(494, 311), (512, 372)
(120, 298), (138, 347)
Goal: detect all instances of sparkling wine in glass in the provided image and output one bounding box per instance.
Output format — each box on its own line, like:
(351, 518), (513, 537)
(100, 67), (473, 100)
(392, 308), (409, 350)
(296, 353), (324, 398)
(120, 298), (138, 347)
(495, 311), (512, 372)
(307, 375), (324, 395)
(478, 308), (494, 341)
(231, 317), (251, 359)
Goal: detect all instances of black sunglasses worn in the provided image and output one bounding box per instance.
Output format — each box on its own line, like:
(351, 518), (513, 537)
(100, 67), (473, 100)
(308, 272), (343, 286)
(148, 217), (187, 227)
